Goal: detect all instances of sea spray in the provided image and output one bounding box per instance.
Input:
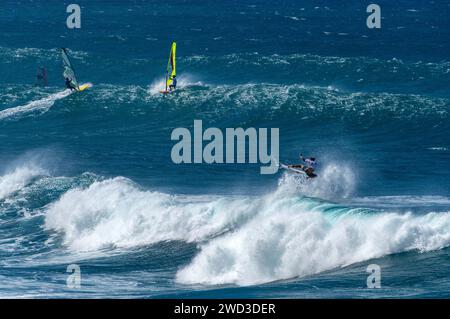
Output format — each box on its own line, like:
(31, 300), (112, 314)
(40, 174), (450, 286)
(176, 207), (450, 286)
(44, 177), (258, 251)
(0, 164), (48, 200)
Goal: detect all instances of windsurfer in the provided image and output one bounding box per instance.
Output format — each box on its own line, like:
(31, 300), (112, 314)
(169, 75), (177, 91)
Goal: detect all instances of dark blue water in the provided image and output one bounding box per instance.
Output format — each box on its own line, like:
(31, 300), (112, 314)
(1, 0), (449, 298)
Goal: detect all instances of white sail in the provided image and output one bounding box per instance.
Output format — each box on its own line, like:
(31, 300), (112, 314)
(61, 48), (79, 88)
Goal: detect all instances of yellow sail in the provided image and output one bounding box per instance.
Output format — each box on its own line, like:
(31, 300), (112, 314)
(165, 42), (176, 90)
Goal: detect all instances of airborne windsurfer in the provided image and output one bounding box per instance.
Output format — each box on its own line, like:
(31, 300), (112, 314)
(288, 154), (318, 178)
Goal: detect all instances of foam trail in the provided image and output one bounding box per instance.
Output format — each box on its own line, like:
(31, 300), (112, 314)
(0, 89), (73, 120)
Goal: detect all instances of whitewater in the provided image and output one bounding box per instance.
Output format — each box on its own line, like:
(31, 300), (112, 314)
(1, 158), (449, 296)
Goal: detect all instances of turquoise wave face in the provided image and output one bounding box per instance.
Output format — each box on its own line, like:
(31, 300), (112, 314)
(1, 0), (450, 298)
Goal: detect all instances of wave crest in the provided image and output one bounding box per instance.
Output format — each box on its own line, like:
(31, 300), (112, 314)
(44, 177), (256, 251)
(40, 172), (450, 286)
(176, 206), (450, 286)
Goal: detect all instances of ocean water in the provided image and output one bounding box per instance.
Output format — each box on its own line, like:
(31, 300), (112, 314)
(1, 0), (450, 298)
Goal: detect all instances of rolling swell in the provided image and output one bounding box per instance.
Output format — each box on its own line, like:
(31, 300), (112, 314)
(2, 46), (450, 94)
(2, 82), (448, 125)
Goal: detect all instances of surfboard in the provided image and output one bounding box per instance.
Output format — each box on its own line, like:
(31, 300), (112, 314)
(280, 163), (318, 178)
(77, 83), (92, 92)
(279, 163), (307, 175)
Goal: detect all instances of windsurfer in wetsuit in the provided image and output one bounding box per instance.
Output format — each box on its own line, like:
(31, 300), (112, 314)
(289, 154), (317, 178)
(65, 77), (76, 91)
(169, 75), (177, 91)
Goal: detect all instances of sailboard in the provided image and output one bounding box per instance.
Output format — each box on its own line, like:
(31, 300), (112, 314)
(279, 163), (317, 178)
(61, 48), (92, 92)
(279, 163), (307, 175)
(160, 42), (176, 94)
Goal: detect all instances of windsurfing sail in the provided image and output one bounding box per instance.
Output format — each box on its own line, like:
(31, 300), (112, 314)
(165, 42), (176, 92)
(61, 48), (79, 90)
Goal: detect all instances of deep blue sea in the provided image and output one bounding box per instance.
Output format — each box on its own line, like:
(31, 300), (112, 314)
(1, 0), (450, 298)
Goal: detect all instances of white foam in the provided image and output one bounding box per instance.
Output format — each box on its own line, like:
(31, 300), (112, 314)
(428, 147), (448, 151)
(147, 77), (168, 95)
(0, 164), (47, 200)
(0, 89), (73, 120)
(277, 162), (356, 200)
(44, 177), (257, 251)
(42, 173), (450, 286)
(147, 73), (204, 95)
(176, 204), (450, 286)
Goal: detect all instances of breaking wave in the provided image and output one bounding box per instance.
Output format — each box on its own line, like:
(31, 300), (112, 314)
(29, 168), (449, 286)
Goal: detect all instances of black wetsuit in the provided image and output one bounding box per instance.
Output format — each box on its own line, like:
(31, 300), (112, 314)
(65, 78), (75, 90)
